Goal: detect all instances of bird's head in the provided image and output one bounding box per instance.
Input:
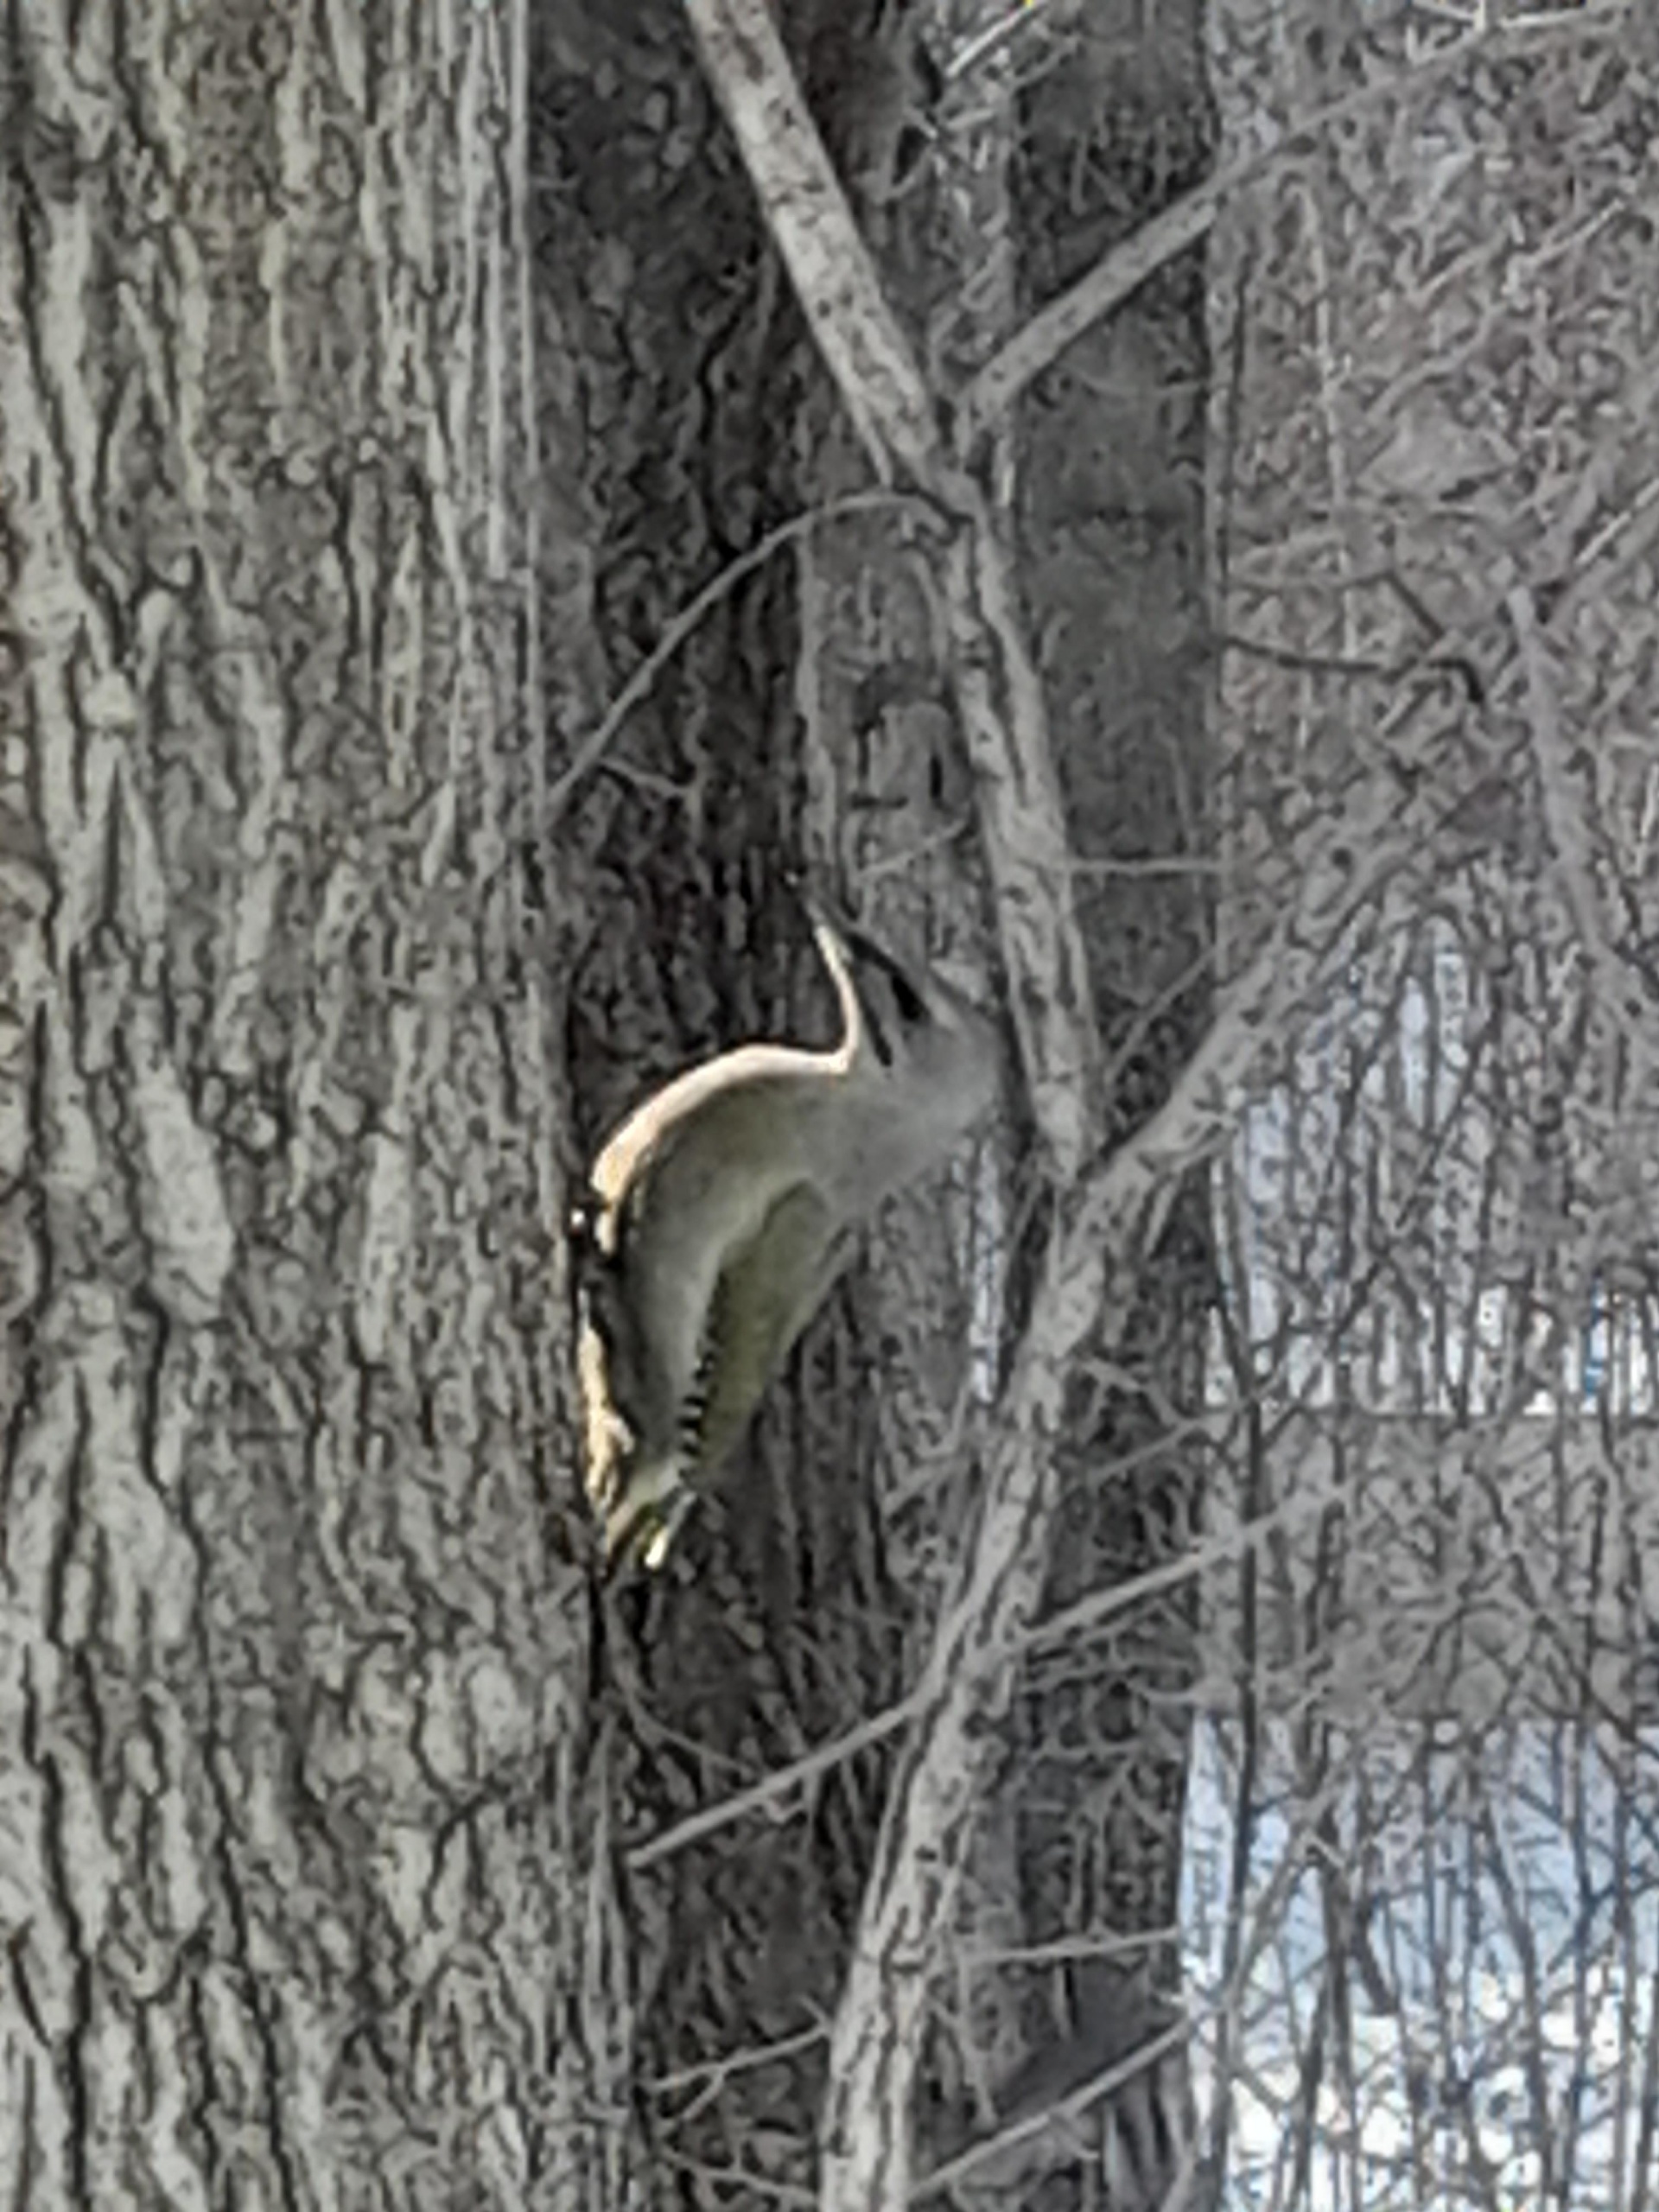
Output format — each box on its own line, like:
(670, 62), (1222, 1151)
(814, 912), (1001, 1188)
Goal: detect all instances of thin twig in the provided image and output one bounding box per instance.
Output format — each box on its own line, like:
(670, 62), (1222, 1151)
(548, 493), (934, 822)
(957, 1), (1636, 439)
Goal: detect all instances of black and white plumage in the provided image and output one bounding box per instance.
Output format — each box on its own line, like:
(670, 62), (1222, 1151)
(574, 912), (999, 1571)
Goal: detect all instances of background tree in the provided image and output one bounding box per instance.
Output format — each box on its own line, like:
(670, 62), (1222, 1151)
(1189, 3), (1659, 2200)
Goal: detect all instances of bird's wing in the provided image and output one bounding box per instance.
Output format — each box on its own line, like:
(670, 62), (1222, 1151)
(685, 1177), (858, 1480)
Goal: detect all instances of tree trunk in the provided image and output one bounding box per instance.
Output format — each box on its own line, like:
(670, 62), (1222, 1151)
(1, 5), (615, 2204)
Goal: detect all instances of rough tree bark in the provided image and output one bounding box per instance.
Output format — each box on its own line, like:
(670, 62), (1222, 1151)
(1, 4), (615, 2205)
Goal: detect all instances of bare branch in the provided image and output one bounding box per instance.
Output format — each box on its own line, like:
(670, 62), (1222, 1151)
(958, 0), (1637, 440)
(1508, 583), (1659, 1079)
(684, 0), (1102, 1170)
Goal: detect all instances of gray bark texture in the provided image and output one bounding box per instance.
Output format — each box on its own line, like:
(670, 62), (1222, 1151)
(2, 3), (612, 2205)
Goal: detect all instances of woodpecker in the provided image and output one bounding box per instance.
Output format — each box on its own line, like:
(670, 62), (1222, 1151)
(575, 912), (999, 1572)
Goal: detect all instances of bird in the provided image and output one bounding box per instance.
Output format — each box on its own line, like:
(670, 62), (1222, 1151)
(574, 909), (999, 1573)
